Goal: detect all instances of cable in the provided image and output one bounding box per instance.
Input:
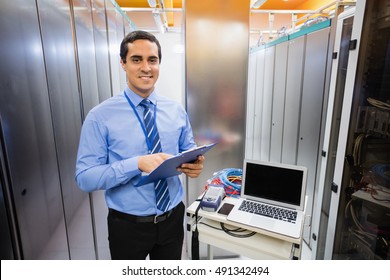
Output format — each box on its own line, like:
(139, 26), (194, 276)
(220, 223), (257, 238)
(199, 221), (222, 231)
(346, 199), (377, 240)
(198, 220), (256, 238)
(367, 98), (390, 111)
(303, 16), (328, 27)
(353, 134), (366, 166)
(192, 191), (207, 260)
(369, 185), (390, 202)
(205, 168), (242, 197)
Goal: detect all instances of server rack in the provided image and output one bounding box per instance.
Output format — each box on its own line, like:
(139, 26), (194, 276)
(246, 20), (332, 247)
(325, 0), (390, 259)
(0, 0), (125, 259)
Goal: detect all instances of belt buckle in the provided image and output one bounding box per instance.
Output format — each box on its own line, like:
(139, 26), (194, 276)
(154, 209), (172, 223)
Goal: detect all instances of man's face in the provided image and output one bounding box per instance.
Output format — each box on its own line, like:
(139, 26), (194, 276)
(121, 39), (160, 97)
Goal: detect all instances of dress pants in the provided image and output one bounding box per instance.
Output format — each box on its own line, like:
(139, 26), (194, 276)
(107, 202), (185, 260)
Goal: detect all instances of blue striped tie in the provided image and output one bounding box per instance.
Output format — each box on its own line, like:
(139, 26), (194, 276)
(140, 99), (171, 212)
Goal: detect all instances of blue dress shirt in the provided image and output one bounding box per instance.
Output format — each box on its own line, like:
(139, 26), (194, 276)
(75, 87), (196, 216)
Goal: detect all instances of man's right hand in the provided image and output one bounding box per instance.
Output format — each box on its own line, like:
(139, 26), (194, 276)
(138, 153), (172, 173)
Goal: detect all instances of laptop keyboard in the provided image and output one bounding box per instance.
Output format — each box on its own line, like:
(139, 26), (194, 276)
(238, 200), (297, 223)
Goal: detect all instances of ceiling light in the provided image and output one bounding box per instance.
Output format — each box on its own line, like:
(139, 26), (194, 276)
(147, 0), (157, 8)
(251, 0), (267, 9)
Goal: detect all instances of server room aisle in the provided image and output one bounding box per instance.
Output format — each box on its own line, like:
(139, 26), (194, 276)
(90, 192), (190, 260)
(49, 191), (188, 260)
(92, 191), (190, 260)
(43, 189), (312, 260)
(49, 191), (311, 260)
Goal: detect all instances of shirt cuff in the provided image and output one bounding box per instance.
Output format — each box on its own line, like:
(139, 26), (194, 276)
(115, 157), (141, 179)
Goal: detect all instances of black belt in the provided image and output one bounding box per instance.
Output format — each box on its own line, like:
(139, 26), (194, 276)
(109, 205), (177, 224)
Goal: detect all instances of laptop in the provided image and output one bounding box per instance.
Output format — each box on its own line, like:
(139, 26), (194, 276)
(226, 159), (307, 239)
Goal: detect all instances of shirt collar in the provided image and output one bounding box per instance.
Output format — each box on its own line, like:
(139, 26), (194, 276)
(124, 86), (157, 107)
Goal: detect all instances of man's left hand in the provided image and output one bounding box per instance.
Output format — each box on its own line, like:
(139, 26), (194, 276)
(177, 155), (205, 178)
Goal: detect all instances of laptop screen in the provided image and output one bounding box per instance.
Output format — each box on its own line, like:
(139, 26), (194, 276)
(242, 159), (307, 210)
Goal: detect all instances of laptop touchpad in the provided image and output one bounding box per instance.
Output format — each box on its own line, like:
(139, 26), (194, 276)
(250, 215), (275, 229)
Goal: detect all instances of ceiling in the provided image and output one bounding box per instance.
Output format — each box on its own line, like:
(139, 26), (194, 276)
(115, 0), (347, 44)
(115, 0), (326, 10)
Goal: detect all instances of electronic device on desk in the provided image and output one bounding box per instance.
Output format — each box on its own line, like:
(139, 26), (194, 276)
(200, 186), (225, 212)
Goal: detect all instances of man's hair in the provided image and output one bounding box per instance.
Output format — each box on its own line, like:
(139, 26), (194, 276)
(120, 30), (162, 63)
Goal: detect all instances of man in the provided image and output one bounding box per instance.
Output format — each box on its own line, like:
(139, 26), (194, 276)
(75, 30), (204, 260)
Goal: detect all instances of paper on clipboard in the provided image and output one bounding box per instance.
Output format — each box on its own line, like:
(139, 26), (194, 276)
(135, 143), (217, 186)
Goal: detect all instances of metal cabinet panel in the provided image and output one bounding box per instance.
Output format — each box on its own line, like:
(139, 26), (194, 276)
(246, 23), (332, 250)
(312, 11), (354, 259)
(326, 0), (390, 260)
(270, 41), (288, 163)
(0, 0), (130, 260)
(92, 0), (113, 103)
(245, 51), (257, 159)
(282, 37), (305, 165)
(0, 0), (68, 259)
(0, 178), (14, 259)
(73, 0), (100, 115)
(260, 46), (275, 161)
(106, 0), (125, 96)
(297, 27), (331, 243)
(253, 49), (266, 161)
(37, 0), (96, 259)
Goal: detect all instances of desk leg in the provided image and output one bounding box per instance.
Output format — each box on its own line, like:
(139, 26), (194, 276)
(207, 244), (214, 260)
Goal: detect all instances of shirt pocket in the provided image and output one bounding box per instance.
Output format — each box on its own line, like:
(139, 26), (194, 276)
(159, 128), (181, 154)
(108, 129), (147, 160)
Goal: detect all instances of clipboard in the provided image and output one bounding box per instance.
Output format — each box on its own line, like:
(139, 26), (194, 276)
(135, 142), (217, 186)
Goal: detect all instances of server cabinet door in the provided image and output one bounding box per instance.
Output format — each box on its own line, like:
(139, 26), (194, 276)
(106, 0), (126, 96)
(282, 36), (305, 165)
(326, 0), (390, 260)
(297, 27), (331, 246)
(260, 46), (275, 161)
(92, 0), (113, 103)
(46, 0), (99, 259)
(270, 41), (288, 163)
(245, 51), (258, 159)
(313, 9), (355, 259)
(253, 48), (266, 160)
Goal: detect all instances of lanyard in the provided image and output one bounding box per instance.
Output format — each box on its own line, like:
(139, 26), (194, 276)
(124, 91), (157, 154)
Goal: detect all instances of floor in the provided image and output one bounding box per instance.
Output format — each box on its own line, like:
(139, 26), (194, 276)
(41, 190), (313, 260)
(94, 191), (313, 260)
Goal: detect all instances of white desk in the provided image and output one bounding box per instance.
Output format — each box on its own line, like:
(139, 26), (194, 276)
(186, 197), (303, 260)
